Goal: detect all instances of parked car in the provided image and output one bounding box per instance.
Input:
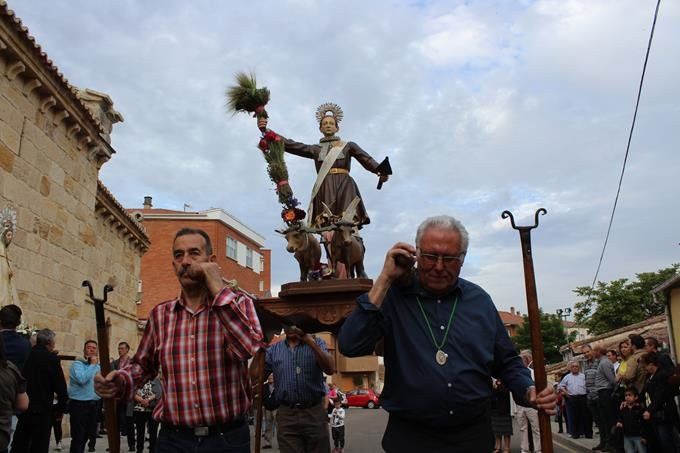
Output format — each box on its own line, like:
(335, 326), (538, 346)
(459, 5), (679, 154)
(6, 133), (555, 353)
(346, 388), (380, 409)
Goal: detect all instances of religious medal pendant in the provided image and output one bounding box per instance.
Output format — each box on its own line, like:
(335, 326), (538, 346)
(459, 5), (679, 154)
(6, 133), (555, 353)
(296, 366), (301, 375)
(435, 349), (448, 366)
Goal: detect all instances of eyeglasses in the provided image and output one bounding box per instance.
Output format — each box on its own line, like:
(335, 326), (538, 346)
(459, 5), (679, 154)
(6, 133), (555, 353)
(418, 251), (465, 267)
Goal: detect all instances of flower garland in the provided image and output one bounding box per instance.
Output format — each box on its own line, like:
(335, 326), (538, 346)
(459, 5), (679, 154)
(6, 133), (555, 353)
(226, 72), (305, 225)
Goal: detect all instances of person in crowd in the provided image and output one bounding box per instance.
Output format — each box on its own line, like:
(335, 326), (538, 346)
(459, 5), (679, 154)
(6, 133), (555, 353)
(264, 325), (335, 453)
(592, 345), (617, 452)
(11, 329), (68, 453)
(644, 337), (674, 373)
(490, 379), (512, 453)
(68, 340), (100, 453)
(112, 341), (134, 451)
(338, 215), (556, 452)
(132, 377), (161, 453)
(516, 354), (541, 453)
(558, 361), (592, 439)
(94, 227), (263, 453)
(607, 349), (620, 374)
(0, 334), (28, 452)
(327, 383), (338, 415)
(52, 409), (63, 451)
(615, 388), (647, 453)
(555, 383), (566, 434)
(0, 305), (30, 371)
(329, 399), (346, 453)
(581, 345), (597, 443)
(618, 335), (647, 394)
(262, 374), (277, 450)
(639, 351), (680, 452)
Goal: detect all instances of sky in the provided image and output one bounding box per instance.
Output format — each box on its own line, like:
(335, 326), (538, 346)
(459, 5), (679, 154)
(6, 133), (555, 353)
(11, 0), (679, 318)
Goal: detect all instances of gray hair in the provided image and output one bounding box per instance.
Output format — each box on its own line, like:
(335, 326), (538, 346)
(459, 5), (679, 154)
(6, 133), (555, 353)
(35, 329), (56, 347)
(415, 215), (469, 253)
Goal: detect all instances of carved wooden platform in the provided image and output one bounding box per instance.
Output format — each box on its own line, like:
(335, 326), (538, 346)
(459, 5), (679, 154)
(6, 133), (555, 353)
(255, 279), (373, 340)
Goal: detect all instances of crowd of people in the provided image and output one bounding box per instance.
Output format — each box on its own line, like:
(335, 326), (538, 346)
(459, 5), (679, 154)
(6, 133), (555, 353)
(0, 302), (162, 453)
(556, 334), (680, 452)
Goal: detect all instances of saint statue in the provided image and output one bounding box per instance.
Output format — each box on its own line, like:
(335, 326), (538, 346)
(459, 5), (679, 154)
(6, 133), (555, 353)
(258, 103), (389, 229)
(0, 207), (19, 306)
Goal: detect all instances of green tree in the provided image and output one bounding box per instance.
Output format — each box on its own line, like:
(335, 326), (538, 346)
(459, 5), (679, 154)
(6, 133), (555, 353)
(573, 264), (679, 335)
(512, 310), (569, 364)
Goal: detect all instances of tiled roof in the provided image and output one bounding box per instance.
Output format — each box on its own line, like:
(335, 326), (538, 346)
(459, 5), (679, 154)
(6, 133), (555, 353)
(97, 180), (149, 243)
(498, 310), (524, 326)
(0, 1), (105, 133)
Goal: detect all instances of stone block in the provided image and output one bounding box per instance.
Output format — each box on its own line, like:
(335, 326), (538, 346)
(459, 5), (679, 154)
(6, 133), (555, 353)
(0, 139), (14, 171)
(39, 175), (51, 196)
(0, 121), (20, 155)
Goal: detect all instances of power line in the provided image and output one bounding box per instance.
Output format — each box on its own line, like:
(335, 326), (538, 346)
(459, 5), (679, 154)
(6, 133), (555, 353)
(590, 0), (662, 290)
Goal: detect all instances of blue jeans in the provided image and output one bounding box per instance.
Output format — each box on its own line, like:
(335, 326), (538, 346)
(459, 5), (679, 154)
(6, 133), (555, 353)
(623, 436), (646, 453)
(155, 423), (250, 453)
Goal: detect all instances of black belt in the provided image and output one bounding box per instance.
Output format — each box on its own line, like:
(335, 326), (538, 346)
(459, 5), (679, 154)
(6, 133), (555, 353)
(281, 400), (320, 410)
(161, 416), (245, 437)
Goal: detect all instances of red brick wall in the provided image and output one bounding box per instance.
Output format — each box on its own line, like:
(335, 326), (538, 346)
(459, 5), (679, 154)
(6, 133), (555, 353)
(137, 218), (271, 319)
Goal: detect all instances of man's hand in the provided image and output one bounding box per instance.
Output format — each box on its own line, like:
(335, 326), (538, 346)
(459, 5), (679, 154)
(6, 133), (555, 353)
(379, 243), (416, 283)
(643, 410), (651, 420)
(616, 422), (623, 428)
(94, 371), (124, 399)
(88, 355), (100, 366)
(528, 386), (557, 415)
(184, 262), (225, 297)
(257, 117), (268, 130)
(367, 242), (415, 308)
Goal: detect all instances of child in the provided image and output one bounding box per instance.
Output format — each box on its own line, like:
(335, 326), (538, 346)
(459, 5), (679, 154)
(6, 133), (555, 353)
(616, 388), (647, 453)
(329, 399), (346, 453)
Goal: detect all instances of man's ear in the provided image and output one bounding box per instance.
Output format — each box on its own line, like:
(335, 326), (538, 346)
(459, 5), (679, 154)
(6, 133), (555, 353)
(209, 254), (217, 263)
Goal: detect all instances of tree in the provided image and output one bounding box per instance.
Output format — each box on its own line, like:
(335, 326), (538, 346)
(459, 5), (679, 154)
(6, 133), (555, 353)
(512, 310), (569, 364)
(573, 264), (680, 335)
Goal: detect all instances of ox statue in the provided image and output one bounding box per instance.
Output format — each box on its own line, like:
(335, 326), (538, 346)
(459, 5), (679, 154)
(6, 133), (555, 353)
(276, 225), (322, 282)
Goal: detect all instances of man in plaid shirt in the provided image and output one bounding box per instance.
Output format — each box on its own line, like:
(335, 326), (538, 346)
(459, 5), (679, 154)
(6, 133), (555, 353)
(95, 228), (264, 453)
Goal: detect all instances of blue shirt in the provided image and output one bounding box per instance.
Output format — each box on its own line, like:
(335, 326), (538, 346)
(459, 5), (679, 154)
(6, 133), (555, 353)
(68, 359), (101, 401)
(264, 336), (328, 405)
(338, 275), (533, 428)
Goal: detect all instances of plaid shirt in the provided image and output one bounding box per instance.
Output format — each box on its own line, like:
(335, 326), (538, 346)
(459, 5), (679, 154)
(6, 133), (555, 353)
(117, 287), (263, 427)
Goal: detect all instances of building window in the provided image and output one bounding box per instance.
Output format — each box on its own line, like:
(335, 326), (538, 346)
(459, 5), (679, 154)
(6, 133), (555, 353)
(259, 280), (264, 292)
(227, 237), (237, 260)
(246, 248), (253, 269)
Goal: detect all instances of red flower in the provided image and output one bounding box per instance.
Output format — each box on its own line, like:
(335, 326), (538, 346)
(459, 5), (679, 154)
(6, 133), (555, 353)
(264, 130), (279, 142)
(258, 139), (268, 151)
(282, 209), (296, 222)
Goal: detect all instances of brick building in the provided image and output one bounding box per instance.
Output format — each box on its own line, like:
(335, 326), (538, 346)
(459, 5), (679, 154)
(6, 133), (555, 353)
(128, 197), (271, 319)
(0, 0), (149, 364)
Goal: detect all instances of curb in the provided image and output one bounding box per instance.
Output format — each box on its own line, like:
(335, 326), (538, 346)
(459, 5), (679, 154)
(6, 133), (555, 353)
(552, 431), (595, 452)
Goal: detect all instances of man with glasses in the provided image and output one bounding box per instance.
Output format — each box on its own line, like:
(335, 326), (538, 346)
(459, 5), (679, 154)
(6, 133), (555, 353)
(338, 215), (556, 452)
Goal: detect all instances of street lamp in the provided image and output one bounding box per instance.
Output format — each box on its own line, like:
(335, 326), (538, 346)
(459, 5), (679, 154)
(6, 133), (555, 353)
(556, 307), (572, 321)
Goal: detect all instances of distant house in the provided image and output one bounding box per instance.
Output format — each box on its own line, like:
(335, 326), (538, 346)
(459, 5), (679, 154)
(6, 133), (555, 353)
(498, 306), (525, 337)
(563, 320), (590, 343)
(651, 273), (680, 361)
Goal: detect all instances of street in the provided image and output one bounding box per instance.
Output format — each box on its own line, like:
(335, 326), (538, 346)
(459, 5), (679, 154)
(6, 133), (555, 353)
(49, 407), (588, 452)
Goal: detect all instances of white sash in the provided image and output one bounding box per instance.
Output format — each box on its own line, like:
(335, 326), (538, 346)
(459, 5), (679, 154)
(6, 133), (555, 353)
(307, 142), (345, 225)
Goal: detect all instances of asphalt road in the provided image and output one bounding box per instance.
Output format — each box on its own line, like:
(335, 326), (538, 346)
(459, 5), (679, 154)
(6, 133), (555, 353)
(49, 407), (588, 452)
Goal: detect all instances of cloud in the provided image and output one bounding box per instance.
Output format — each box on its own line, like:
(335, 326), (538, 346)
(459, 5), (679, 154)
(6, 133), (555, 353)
(10, 0), (680, 317)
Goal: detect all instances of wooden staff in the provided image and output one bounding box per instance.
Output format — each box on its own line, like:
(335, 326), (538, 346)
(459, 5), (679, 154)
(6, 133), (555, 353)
(82, 280), (120, 453)
(501, 208), (553, 453)
(251, 348), (266, 453)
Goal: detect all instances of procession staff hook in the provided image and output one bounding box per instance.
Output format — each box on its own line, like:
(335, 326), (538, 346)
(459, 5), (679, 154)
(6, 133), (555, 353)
(82, 280), (120, 453)
(501, 208), (553, 453)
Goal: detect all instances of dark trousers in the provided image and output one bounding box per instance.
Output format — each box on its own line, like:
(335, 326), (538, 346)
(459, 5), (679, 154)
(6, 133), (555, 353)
(331, 426), (345, 448)
(155, 423), (249, 453)
(133, 411), (159, 453)
(69, 400), (99, 453)
(276, 403), (330, 453)
(11, 412), (52, 453)
(595, 389), (615, 447)
(53, 414), (63, 443)
(565, 395), (593, 437)
(382, 413), (494, 453)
